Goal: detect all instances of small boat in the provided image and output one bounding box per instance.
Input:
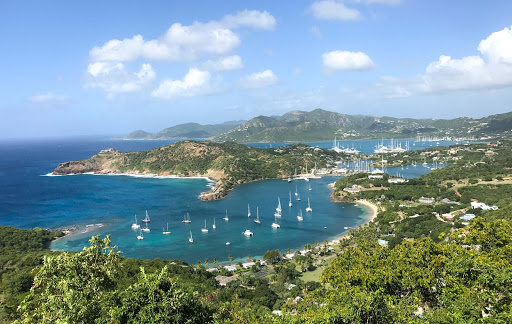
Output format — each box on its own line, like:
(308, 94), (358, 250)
(137, 229), (144, 240)
(308, 183), (312, 191)
(295, 185), (298, 196)
(131, 214), (140, 229)
(297, 209), (303, 221)
(296, 194), (301, 201)
(213, 218), (216, 229)
(189, 231), (193, 243)
(248, 204), (251, 217)
(271, 222), (280, 229)
(289, 192), (293, 207)
(182, 213), (191, 223)
(202, 220), (209, 233)
(287, 177), (292, 182)
(163, 222), (170, 235)
(142, 222), (150, 232)
(142, 210), (150, 223)
(276, 197), (282, 212)
(223, 209), (229, 221)
(274, 208), (282, 217)
(226, 242), (231, 245)
(243, 229), (253, 236)
(324, 226), (327, 229)
(306, 198), (312, 212)
(254, 207), (261, 224)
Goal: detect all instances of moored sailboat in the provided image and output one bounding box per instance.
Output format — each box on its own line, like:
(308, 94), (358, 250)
(163, 222), (170, 235)
(248, 204), (251, 217)
(189, 231), (193, 243)
(131, 214), (140, 229)
(288, 192), (293, 207)
(202, 220), (209, 233)
(297, 209), (303, 221)
(254, 207), (261, 224)
(306, 198), (312, 212)
(223, 209), (229, 221)
(142, 210), (150, 223)
(137, 229), (144, 240)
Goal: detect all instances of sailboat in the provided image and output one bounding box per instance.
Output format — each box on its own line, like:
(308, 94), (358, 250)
(243, 229), (253, 236)
(188, 231), (193, 243)
(271, 219), (280, 228)
(142, 210), (150, 223)
(163, 222), (171, 235)
(131, 214), (140, 229)
(213, 218), (216, 229)
(142, 222), (150, 232)
(297, 209), (303, 221)
(306, 198), (312, 212)
(223, 209), (229, 221)
(308, 183), (312, 191)
(137, 229), (144, 240)
(182, 213), (191, 223)
(202, 220), (209, 233)
(295, 185), (298, 196)
(276, 197), (282, 212)
(289, 192), (293, 207)
(254, 207), (261, 224)
(248, 204), (251, 217)
(296, 193), (301, 201)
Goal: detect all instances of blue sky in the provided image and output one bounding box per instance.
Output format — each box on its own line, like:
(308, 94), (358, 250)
(2, 0), (512, 138)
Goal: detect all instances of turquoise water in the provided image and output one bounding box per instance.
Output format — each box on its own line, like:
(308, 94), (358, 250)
(0, 136), (458, 264)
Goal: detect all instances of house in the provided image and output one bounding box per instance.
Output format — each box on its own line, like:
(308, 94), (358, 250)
(471, 201), (498, 210)
(223, 265), (237, 272)
(440, 198), (460, 205)
(418, 197), (435, 204)
(460, 214), (476, 221)
(344, 187), (360, 193)
(242, 261), (256, 269)
(388, 177), (406, 184)
(378, 239), (389, 246)
(441, 213), (455, 221)
(368, 174), (384, 179)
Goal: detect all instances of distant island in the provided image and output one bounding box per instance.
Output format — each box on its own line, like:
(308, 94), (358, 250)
(121, 109), (512, 143)
(52, 140), (349, 200)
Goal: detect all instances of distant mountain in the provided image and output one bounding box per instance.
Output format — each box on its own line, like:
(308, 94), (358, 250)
(122, 120), (245, 140)
(212, 109), (512, 142)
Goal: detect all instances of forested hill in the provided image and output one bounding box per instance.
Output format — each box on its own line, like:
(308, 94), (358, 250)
(122, 120), (244, 140)
(52, 140), (345, 200)
(212, 109), (512, 142)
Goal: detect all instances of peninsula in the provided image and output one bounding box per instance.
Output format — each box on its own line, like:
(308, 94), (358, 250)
(52, 140), (347, 200)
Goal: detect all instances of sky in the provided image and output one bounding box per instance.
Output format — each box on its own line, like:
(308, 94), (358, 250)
(2, 0), (512, 138)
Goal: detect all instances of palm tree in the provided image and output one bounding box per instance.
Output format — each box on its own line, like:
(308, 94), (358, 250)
(228, 254), (233, 263)
(204, 258), (209, 267)
(247, 254), (251, 261)
(213, 258), (219, 266)
(196, 260), (202, 268)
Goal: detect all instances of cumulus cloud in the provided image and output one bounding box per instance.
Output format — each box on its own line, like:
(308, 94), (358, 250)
(365, 0), (401, 5)
(30, 92), (69, 105)
(240, 70), (279, 88)
(309, 0), (361, 21)
(378, 25), (512, 96)
(85, 62), (156, 94)
(322, 50), (376, 71)
(89, 10), (275, 63)
(201, 55), (244, 71)
(151, 68), (218, 99)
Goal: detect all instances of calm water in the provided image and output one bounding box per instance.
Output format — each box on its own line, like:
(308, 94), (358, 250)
(0, 136), (458, 263)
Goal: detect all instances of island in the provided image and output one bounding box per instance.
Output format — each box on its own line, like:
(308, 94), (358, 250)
(52, 140), (352, 201)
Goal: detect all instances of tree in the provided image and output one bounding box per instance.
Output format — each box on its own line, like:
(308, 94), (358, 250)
(247, 254), (252, 261)
(228, 254), (234, 263)
(263, 250), (280, 264)
(213, 258), (219, 267)
(204, 258), (209, 267)
(16, 235), (121, 323)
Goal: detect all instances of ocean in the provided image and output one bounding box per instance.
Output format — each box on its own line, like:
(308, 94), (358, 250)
(0, 136), (467, 263)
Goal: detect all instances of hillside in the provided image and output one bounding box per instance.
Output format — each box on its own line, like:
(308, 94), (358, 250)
(52, 141), (345, 200)
(122, 120), (244, 140)
(212, 109), (512, 142)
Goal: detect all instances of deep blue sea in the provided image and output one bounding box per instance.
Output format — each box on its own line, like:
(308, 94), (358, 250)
(0, 137), (470, 263)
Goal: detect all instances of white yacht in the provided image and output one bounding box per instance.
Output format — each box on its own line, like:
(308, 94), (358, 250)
(248, 204), (251, 217)
(142, 210), (150, 223)
(306, 198), (312, 212)
(276, 197), (282, 212)
(271, 222), (280, 229)
(182, 213), (191, 223)
(288, 192), (293, 207)
(225, 242), (231, 245)
(201, 220), (209, 233)
(131, 215), (140, 229)
(243, 229), (253, 236)
(297, 209), (303, 221)
(189, 231), (193, 243)
(212, 218), (216, 229)
(137, 229), (144, 240)
(223, 209), (229, 221)
(295, 185), (299, 196)
(142, 222), (150, 232)
(163, 222), (170, 235)
(254, 207), (261, 224)
(296, 193), (301, 201)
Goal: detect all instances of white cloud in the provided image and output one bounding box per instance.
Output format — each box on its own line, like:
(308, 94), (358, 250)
(240, 70), (279, 88)
(309, 0), (361, 21)
(322, 50), (375, 71)
(311, 26), (323, 38)
(151, 68), (217, 99)
(202, 55), (244, 71)
(85, 62), (156, 94)
(222, 10), (276, 30)
(89, 10), (275, 63)
(365, 0), (401, 5)
(30, 92), (69, 105)
(378, 25), (512, 96)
